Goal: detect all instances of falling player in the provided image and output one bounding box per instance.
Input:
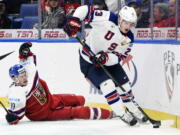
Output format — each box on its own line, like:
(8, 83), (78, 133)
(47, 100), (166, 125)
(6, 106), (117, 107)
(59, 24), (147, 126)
(5, 42), (114, 125)
(64, 4), (148, 126)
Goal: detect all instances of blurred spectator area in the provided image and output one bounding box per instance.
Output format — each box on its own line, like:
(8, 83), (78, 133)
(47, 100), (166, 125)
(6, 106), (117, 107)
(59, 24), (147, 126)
(64, 0), (80, 16)
(0, 0), (12, 28)
(127, 0), (180, 28)
(1, 0), (180, 29)
(21, 16), (38, 29)
(39, 0), (65, 29)
(41, 0), (80, 16)
(148, 2), (169, 27)
(4, 0), (37, 15)
(1, 0), (38, 29)
(3, 0), (109, 29)
(11, 3), (38, 29)
(6, 0), (82, 29)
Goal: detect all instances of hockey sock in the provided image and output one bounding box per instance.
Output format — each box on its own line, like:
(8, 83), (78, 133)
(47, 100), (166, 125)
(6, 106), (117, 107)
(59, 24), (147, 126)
(116, 82), (139, 113)
(100, 79), (125, 116)
(89, 108), (113, 119)
(71, 106), (112, 119)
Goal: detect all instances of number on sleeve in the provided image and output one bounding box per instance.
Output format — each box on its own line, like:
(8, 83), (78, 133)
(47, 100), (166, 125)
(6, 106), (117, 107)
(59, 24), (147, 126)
(10, 103), (16, 110)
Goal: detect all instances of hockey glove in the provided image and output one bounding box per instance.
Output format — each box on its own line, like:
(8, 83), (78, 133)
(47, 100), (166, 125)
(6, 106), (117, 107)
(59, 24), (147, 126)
(5, 111), (19, 125)
(90, 51), (109, 66)
(19, 42), (32, 58)
(63, 16), (81, 37)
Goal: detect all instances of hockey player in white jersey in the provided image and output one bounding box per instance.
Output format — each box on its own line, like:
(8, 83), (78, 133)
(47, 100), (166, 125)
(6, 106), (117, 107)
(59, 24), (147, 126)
(64, 4), (148, 126)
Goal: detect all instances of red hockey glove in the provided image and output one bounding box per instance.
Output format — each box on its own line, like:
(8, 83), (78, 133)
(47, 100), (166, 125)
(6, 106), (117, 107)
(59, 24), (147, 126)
(90, 51), (109, 66)
(19, 42), (33, 59)
(63, 16), (81, 37)
(5, 111), (19, 125)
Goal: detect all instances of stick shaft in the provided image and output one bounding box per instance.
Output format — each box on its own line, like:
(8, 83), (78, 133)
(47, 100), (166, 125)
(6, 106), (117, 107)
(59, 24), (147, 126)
(0, 101), (9, 114)
(0, 51), (14, 61)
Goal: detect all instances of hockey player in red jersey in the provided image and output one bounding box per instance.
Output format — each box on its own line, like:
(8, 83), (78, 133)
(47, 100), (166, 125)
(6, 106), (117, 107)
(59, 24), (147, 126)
(5, 42), (113, 125)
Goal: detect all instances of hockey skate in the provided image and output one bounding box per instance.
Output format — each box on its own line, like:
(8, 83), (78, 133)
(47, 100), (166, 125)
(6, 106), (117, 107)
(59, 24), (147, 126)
(120, 111), (137, 126)
(130, 110), (148, 123)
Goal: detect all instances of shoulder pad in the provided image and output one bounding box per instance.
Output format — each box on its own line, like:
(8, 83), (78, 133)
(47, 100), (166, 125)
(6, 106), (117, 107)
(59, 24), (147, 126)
(109, 12), (118, 25)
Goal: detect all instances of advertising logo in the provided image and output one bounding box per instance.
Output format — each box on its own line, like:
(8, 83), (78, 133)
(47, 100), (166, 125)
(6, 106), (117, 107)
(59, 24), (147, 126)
(163, 50), (180, 101)
(89, 55), (138, 95)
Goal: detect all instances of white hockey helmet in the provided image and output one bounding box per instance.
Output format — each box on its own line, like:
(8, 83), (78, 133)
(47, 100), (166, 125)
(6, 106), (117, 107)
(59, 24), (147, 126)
(118, 6), (137, 27)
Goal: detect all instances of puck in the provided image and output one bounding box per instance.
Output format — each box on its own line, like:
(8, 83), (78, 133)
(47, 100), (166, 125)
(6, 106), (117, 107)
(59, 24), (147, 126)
(153, 125), (160, 128)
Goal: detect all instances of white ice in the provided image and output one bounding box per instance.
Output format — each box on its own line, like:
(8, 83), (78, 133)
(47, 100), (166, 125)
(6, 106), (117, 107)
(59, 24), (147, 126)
(0, 108), (180, 135)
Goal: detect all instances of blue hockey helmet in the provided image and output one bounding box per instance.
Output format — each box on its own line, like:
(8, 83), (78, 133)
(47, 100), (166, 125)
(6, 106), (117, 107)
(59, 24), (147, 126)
(9, 64), (26, 78)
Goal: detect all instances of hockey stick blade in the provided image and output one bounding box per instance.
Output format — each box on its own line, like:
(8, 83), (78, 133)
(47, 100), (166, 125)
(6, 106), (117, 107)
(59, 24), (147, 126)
(131, 99), (161, 127)
(0, 51), (14, 61)
(76, 36), (161, 127)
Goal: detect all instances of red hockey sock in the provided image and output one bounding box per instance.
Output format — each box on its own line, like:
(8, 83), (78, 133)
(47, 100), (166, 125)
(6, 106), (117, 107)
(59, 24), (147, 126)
(71, 106), (112, 120)
(89, 108), (112, 119)
(100, 108), (112, 119)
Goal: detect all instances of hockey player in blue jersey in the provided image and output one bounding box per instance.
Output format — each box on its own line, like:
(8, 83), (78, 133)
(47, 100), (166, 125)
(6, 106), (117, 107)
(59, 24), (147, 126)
(64, 4), (148, 126)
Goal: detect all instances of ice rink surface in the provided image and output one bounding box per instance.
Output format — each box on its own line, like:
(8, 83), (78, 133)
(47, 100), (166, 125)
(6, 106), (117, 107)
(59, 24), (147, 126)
(0, 108), (180, 135)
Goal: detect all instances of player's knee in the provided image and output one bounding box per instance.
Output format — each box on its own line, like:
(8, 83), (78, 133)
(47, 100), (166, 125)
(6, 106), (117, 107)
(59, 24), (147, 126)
(117, 82), (131, 94)
(100, 79), (116, 94)
(77, 95), (85, 106)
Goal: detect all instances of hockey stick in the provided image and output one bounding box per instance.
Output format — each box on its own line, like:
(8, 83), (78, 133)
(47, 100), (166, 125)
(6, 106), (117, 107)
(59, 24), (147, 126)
(76, 36), (161, 128)
(0, 101), (9, 114)
(0, 51), (15, 61)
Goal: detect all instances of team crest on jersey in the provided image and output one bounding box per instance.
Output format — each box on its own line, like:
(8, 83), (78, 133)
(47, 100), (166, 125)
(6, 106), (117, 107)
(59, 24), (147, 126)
(120, 40), (128, 46)
(33, 82), (47, 105)
(120, 36), (131, 47)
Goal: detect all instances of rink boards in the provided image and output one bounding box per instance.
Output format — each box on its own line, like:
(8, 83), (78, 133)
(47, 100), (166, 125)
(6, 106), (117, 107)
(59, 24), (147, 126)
(0, 41), (180, 129)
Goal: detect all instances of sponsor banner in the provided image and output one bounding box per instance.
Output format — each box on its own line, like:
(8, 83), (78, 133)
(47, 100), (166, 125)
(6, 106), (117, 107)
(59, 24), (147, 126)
(0, 29), (69, 39)
(0, 29), (91, 40)
(0, 29), (38, 39)
(41, 29), (91, 39)
(134, 28), (180, 40)
(41, 29), (68, 39)
(0, 28), (179, 40)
